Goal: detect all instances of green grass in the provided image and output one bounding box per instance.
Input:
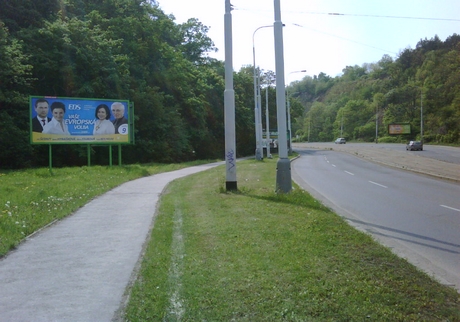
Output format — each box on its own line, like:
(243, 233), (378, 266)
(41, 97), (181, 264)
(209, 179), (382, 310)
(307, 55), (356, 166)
(0, 160), (216, 257)
(124, 158), (459, 321)
(1, 159), (458, 320)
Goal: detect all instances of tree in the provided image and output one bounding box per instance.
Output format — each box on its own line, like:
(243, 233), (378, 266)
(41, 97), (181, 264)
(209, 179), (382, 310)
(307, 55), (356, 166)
(0, 0), (59, 33)
(178, 18), (217, 65)
(340, 65), (367, 82)
(0, 22), (33, 105)
(0, 22), (35, 168)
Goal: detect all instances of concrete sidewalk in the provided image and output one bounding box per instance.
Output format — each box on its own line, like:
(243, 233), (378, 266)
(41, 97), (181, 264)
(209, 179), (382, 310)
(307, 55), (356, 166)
(0, 162), (223, 322)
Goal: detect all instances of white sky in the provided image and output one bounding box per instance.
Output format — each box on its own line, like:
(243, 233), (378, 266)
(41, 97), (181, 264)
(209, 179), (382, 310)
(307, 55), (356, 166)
(158, 0), (459, 82)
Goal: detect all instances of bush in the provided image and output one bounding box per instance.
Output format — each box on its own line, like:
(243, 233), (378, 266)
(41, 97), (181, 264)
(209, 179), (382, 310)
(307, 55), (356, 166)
(378, 136), (398, 143)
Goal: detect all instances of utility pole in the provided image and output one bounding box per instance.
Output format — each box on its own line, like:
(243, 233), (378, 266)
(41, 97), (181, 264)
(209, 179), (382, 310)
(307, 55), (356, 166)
(340, 112), (343, 137)
(265, 84), (271, 158)
(420, 90), (423, 144)
(375, 102), (378, 143)
(224, 0), (237, 191)
(274, 0), (291, 193)
(253, 25), (272, 161)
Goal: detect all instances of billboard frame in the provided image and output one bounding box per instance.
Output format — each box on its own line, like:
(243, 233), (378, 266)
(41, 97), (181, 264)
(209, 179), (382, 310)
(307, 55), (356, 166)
(388, 123), (411, 135)
(30, 96), (134, 171)
(30, 96), (133, 145)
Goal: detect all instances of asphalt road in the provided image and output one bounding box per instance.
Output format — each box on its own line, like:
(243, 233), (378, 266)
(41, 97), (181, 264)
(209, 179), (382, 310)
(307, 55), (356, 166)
(347, 142), (460, 164)
(294, 142), (460, 182)
(292, 145), (460, 292)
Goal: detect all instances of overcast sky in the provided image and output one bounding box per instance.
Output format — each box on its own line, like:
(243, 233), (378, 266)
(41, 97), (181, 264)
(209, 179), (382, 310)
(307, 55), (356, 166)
(158, 0), (459, 82)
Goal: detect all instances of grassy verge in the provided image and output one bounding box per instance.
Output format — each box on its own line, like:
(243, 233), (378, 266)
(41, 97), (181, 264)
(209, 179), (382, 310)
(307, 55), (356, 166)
(124, 158), (459, 321)
(0, 160), (216, 257)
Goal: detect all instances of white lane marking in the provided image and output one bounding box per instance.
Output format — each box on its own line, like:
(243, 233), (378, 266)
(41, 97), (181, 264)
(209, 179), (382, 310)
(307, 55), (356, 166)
(332, 164), (336, 167)
(440, 205), (460, 212)
(168, 207), (185, 319)
(369, 181), (388, 188)
(345, 171), (354, 176)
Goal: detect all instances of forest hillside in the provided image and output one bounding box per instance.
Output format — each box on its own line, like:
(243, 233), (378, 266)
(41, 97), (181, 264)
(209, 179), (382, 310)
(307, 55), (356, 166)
(1, 0), (458, 169)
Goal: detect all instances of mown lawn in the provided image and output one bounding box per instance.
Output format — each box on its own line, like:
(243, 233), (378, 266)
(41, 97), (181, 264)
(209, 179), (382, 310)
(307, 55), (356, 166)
(124, 158), (460, 321)
(0, 161), (215, 257)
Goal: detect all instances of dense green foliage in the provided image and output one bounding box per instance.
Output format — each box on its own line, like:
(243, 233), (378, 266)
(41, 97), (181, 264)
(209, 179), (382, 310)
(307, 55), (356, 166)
(1, 0), (458, 168)
(289, 36), (460, 144)
(0, 0), (256, 168)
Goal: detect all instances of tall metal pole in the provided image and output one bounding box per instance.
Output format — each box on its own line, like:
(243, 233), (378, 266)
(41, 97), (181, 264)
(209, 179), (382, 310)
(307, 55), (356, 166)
(375, 103), (378, 143)
(253, 43), (262, 160)
(224, 0), (237, 191)
(286, 86), (291, 152)
(257, 76), (263, 158)
(420, 90), (423, 144)
(274, 0), (291, 193)
(340, 112), (343, 137)
(265, 84), (271, 158)
(253, 25), (272, 161)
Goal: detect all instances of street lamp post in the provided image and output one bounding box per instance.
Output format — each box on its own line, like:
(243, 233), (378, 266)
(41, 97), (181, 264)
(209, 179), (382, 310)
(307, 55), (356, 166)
(224, 0), (237, 191)
(286, 70), (306, 153)
(273, 0), (291, 193)
(411, 86), (424, 143)
(265, 84), (272, 158)
(420, 90), (423, 144)
(375, 103), (378, 143)
(340, 111), (344, 137)
(253, 25), (272, 161)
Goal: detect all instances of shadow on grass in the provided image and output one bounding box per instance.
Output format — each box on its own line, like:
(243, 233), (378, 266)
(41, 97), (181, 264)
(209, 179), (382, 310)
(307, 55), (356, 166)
(231, 188), (332, 212)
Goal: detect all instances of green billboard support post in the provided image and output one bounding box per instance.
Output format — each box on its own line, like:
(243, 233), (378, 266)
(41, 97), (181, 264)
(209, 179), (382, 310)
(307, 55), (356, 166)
(87, 145), (91, 167)
(49, 144), (53, 174)
(109, 145), (112, 167)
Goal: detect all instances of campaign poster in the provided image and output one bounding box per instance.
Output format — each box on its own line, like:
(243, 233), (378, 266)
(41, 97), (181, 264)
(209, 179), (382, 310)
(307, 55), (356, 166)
(30, 96), (132, 144)
(388, 124), (411, 135)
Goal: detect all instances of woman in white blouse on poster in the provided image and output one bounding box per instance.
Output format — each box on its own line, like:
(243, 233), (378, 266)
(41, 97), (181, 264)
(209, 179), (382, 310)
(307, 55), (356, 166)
(43, 102), (70, 135)
(93, 104), (115, 135)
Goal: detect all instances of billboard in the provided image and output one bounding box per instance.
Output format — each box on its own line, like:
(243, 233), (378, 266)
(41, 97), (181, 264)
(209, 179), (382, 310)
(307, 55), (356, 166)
(388, 123), (411, 135)
(30, 96), (132, 144)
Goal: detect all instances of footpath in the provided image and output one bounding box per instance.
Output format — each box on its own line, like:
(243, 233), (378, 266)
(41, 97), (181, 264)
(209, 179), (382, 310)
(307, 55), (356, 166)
(0, 162), (223, 322)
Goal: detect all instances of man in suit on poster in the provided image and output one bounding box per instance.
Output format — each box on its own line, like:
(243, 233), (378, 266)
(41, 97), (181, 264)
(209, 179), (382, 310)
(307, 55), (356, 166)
(32, 99), (51, 133)
(111, 102), (128, 134)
